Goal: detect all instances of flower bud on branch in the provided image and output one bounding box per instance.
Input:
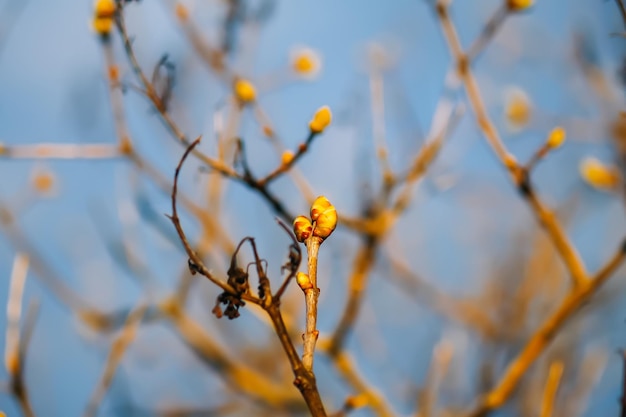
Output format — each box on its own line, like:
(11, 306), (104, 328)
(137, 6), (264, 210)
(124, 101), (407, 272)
(309, 106), (332, 134)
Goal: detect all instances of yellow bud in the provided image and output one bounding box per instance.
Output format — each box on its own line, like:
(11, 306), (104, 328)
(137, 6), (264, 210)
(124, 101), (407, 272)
(504, 87), (532, 129)
(312, 205), (337, 239)
(345, 394), (369, 410)
(291, 47), (321, 78)
(93, 17), (114, 35)
(546, 127), (566, 148)
(31, 170), (55, 194)
(579, 157), (620, 190)
(94, 0), (116, 18)
(175, 2), (189, 21)
(234, 79), (256, 103)
(281, 150), (294, 165)
(296, 272), (313, 290)
(294, 55), (315, 73)
(309, 106), (332, 133)
(293, 216), (313, 242)
(311, 196), (337, 240)
(507, 0), (534, 11)
(310, 196), (332, 222)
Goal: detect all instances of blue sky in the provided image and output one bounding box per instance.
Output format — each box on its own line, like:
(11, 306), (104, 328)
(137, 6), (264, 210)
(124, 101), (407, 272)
(0, 0), (625, 416)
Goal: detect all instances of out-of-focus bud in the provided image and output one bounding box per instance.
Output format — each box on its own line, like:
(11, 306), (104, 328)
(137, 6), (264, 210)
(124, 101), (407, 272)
(175, 2), (189, 21)
(234, 79), (256, 103)
(31, 170), (55, 194)
(504, 87), (532, 130)
(94, 0), (116, 18)
(291, 47), (322, 79)
(579, 157), (621, 190)
(93, 0), (116, 36)
(309, 106), (332, 134)
(281, 150), (294, 165)
(296, 272), (313, 290)
(507, 0), (534, 11)
(93, 17), (114, 36)
(293, 216), (313, 242)
(546, 127), (566, 149)
(345, 394), (369, 411)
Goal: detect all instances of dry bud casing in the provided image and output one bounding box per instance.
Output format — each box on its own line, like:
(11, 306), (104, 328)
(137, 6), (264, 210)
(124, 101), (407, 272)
(309, 106), (332, 133)
(293, 216), (313, 242)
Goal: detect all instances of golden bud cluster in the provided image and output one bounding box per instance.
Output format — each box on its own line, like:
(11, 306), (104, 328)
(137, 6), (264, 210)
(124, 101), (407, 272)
(234, 78), (256, 103)
(93, 0), (116, 36)
(309, 106), (332, 134)
(293, 196), (337, 242)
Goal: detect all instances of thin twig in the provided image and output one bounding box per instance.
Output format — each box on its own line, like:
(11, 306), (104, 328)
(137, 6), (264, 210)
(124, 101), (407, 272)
(168, 137), (256, 299)
(12, 301), (39, 417)
(435, 0), (589, 288)
(539, 361), (564, 417)
(324, 349), (396, 417)
(158, 298), (305, 410)
(466, 239), (626, 416)
(83, 304), (148, 417)
(0, 144), (123, 159)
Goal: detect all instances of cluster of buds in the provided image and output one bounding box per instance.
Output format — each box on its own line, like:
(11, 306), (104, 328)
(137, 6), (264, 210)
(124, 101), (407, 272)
(293, 196), (337, 242)
(93, 0), (116, 37)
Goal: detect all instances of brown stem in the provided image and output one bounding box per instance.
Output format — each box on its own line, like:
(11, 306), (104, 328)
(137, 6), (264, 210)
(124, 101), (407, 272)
(265, 303), (327, 417)
(302, 235), (322, 371)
